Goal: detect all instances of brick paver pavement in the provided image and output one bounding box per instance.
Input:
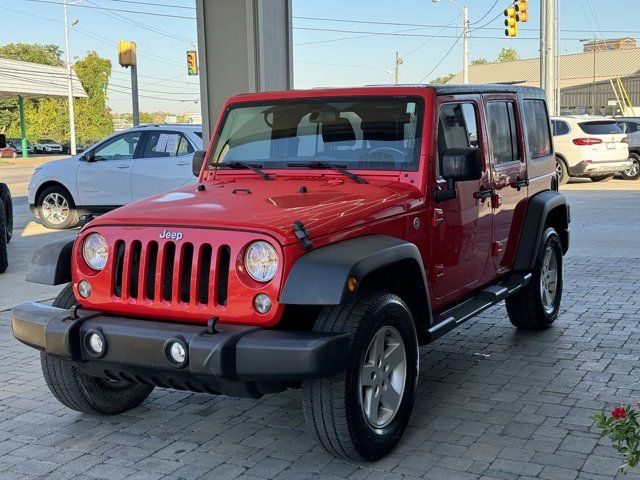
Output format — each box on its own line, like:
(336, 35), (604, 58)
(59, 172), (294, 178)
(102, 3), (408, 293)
(1, 256), (640, 479)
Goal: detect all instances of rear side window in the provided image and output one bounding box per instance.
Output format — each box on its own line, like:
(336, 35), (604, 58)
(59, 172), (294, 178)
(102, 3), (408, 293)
(579, 121), (623, 135)
(551, 120), (570, 136)
(487, 101), (520, 164)
(437, 102), (479, 175)
(143, 132), (194, 158)
(523, 100), (552, 158)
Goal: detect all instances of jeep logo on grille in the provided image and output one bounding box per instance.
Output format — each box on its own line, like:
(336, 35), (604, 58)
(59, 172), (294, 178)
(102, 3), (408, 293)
(159, 229), (183, 241)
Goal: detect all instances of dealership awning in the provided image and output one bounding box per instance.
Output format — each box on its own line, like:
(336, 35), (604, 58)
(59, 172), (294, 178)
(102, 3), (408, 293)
(0, 58), (86, 99)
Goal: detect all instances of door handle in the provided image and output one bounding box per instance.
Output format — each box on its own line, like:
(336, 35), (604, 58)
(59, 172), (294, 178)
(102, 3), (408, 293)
(473, 188), (494, 200)
(176, 162), (190, 166)
(116, 165), (130, 169)
(511, 179), (529, 190)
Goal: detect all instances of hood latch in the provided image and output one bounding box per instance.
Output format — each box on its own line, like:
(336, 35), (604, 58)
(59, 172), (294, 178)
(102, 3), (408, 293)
(293, 221), (313, 250)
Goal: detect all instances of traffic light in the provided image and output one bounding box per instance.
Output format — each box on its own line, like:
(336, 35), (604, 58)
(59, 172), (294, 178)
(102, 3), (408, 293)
(504, 7), (518, 37)
(515, 0), (528, 22)
(118, 41), (137, 68)
(187, 50), (198, 76)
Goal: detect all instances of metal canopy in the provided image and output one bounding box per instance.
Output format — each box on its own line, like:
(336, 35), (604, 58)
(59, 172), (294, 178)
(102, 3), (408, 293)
(0, 58), (86, 99)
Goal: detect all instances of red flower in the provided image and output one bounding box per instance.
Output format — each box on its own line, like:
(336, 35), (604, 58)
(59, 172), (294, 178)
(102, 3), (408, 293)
(612, 406), (627, 419)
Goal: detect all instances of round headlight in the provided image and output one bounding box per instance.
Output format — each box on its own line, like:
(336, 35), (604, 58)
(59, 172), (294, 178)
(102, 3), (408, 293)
(244, 241), (278, 282)
(83, 233), (108, 271)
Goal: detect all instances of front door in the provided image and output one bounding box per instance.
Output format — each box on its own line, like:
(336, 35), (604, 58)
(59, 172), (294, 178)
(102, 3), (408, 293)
(77, 132), (142, 207)
(431, 98), (493, 301)
(131, 131), (196, 201)
(483, 96), (528, 271)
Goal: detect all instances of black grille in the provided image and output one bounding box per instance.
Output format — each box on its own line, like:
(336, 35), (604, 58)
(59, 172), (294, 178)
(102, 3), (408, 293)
(162, 242), (176, 302)
(198, 244), (212, 305)
(217, 246), (230, 306)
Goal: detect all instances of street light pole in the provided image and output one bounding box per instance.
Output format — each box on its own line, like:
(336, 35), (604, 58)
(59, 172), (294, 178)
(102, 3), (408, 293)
(63, 0), (77, 156)
(432, 0), (469, 84)
(394, 51), (404, 84)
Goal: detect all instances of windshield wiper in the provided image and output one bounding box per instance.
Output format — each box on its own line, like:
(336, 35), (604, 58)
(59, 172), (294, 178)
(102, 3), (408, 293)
(286, 161), (368, 184)
(215, 161), (273, 181)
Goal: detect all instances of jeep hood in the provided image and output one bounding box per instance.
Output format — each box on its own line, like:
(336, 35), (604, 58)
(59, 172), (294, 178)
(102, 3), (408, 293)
(90, 175), (423, 245)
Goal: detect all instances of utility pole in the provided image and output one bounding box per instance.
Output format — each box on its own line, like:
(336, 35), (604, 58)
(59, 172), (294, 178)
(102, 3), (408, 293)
(394, 51), (403, 84)
(462, 5), (469, 84)
(540, 0), (556, 115)
(63, 0), (77, 155)
(131, 63), (140, 125)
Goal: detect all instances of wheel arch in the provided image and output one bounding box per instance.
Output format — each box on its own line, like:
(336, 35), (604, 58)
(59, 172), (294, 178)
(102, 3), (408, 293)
(280, 235), (432, 342)
(25, 237), (75, 285)
(35, 180), (77, 207)
(514, 190), (569, 271)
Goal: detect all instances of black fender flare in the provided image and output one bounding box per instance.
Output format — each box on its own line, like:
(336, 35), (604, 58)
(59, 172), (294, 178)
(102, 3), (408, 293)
(514, 190), (570, 271)
(280, 234), (432, 324)
(26, 237), (75, 285)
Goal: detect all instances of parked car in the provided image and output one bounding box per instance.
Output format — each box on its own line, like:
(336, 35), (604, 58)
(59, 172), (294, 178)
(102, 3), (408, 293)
(551, 116), (631, 184)
(7, 138), (34, 155)
(61, 141), (86, 154)
(28, 124), (203, 229)
(34, 139), (63, 154)
(0, 146), (17, 158)
(0, 135), (13, 273)
(13, 85), (569, 460)
(614, 117), (640, 180)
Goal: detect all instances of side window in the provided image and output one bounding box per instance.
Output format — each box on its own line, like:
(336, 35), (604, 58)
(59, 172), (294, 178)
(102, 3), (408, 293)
(626, 122), (639, 133)
(437, 102), (479, 175)
(93, 133), (141, 161)
(522, 99), (552, 158)
(554, 120), (570, 136)
(617, 122), (628, 133)
(143, 132), (193, 158)
(487, 101), (521, 165)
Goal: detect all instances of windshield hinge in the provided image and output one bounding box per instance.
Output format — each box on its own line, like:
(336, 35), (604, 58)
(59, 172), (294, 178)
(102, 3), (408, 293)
(293, 221), (313, 250)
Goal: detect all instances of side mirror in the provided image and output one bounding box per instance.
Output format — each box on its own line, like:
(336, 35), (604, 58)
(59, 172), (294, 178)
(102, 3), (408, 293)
(192, 150), (206, 176)
(441, 148), (483, 182)
(0, 134), (5, 149)
(435, 148), (483, 203)
(81, 151), (96, 162)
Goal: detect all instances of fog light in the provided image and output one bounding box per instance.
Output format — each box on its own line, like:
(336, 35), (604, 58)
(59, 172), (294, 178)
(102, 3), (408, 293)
(253, 294), (272, 314)
(165, 339), (188, 367)
(78, 280), (91, 299)
(86, 331), (105, 355)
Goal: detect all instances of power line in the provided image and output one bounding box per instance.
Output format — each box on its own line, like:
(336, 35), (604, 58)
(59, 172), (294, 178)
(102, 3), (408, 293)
(469, 0), (502, 25)
(25, 0), (196, 20)
(102, 0), (195, 10)
(417, 32), (464, 83)
(401, 13), (461, 57)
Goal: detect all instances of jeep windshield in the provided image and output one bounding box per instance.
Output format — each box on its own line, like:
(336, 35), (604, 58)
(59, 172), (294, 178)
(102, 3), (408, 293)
(207, 97), (424, 171)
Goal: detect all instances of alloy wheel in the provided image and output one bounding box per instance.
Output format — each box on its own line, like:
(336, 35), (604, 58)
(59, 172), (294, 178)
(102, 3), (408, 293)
(540, 246), (558, 314)
(625, 159), (640, 178)
(359, 325), (407, 430)
(41, 193), (70, 225)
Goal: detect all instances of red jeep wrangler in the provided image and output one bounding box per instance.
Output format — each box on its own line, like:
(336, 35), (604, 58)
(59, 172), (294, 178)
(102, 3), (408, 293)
(13, 85), (569, 460)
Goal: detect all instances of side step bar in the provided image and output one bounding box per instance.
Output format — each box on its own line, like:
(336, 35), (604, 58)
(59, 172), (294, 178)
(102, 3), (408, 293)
(428, 272), (532, 341)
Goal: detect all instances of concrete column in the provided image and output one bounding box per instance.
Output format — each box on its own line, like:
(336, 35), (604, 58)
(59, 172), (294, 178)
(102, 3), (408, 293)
(195, 0), (293, 144)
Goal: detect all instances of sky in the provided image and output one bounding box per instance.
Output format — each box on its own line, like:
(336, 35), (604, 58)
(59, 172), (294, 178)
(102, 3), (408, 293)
(1, 0), (638, 115)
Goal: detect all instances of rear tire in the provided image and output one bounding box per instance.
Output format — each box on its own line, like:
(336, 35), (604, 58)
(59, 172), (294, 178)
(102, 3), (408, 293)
(302, 293), (419, 460)
(0, 184), (13, 243)
(37, 185), (79, 230)
(555, 157), (569, 185)
(0, 199), (7, 274)
(622, 153), (640, 180)
(40, 284), (154, 415)
(590, 174), (615, 182)
(506, 227), (563, 330)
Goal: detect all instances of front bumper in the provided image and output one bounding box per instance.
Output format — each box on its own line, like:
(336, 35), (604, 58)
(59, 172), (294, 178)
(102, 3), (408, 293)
(571, 159), (633, 176)
(12, 302), (349, 397)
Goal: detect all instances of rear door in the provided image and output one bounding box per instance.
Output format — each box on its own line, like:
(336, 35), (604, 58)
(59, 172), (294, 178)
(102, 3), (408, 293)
(131, 130), (196, 201)
(483, 95), (528, 272)
(76, 131), (142, 207)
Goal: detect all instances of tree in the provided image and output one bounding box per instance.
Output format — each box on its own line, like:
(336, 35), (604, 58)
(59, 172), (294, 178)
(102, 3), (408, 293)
(73, 51), (114, 141)
(497, 47), (520, 63)
(471, 58), (490, 65)
(430, 73), (455, 84)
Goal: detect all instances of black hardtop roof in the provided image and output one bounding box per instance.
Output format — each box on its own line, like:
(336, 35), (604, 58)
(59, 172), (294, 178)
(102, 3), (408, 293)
(427, 83), (544, 96)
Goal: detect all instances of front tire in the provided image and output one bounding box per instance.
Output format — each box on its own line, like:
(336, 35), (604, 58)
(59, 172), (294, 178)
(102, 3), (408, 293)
(40, 284), (154, 415)
(622, 154), (640, 180)
(0, 198), (7, 273)
(506, 227), (563, 330)
(0, 184), (12, 243)
(303, 293), (419, 460)
(37, 185), (79, 230)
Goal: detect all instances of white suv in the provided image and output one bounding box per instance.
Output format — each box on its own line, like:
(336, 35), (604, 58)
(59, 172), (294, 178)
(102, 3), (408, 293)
(28, 124), (203, 229)
(551, 116), (631, 184)
(34, 139), (63, 154)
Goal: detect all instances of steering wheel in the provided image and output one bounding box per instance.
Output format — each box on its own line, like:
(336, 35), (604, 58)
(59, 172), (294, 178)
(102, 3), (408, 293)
(367, 146), (407, 159)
